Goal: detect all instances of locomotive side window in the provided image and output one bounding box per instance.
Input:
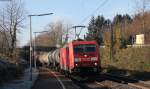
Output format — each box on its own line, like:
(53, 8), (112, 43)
(66, 47), (69, 59)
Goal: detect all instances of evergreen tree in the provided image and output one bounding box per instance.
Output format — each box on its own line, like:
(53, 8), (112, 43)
(86, 16), (96, 40)
(95, 16), (105, 45)
(112, 14), (133, 48)
(86, 15), (108, 45)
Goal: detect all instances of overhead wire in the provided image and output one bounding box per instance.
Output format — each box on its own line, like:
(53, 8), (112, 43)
(79, 0), (109, 24)
(77, 0), (109, 39)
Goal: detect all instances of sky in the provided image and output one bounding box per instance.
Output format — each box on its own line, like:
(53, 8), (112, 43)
(0, 0), (137, 46)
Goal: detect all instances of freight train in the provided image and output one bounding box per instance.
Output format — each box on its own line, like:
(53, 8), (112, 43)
(38, 40), (101, 76)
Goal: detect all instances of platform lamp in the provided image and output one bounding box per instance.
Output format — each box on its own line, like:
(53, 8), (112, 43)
(28, 13), (53, 81)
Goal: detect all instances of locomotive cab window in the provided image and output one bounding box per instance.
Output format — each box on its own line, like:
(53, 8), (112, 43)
(74, 44), (96, 53)
(74, 45), (84, 53)
(85, 45), (96, 52)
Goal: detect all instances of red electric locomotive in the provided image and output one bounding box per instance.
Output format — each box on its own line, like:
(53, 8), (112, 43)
(47, 40), (101, 76)
(59, 40), (101, 75)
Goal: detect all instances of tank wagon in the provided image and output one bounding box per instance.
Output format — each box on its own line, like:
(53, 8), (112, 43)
(48, 40), (101, 75)
(48, 49), (60, 69)
(38, 52), (50, 66)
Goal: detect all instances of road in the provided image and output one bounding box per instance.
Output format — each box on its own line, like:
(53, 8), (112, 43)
(32, 67), (80, 89)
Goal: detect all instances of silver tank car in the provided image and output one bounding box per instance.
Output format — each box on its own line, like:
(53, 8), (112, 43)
(38, 52), (49, 66)
(48, 52), (53, 64)
(48, 49), (60, 67)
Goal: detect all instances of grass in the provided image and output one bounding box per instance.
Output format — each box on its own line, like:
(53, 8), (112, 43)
(100, 47), (150, 78)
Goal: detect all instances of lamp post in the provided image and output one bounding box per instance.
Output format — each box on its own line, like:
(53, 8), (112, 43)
(28, 13), (53, 81)
(0, 0), (11, 1)
(34, 31), (48, 69)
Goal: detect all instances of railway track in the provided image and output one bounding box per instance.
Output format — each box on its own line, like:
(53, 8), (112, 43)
(74, 80), (140, 89)
(71, 73), (150, 89)
(101, 73), (150, 89)
(45, 67), (150, 89)
(49, 66), (150, 89)
(99, 74), (150, 89)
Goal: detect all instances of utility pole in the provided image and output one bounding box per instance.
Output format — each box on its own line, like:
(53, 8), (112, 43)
(74, 26), (77, 39)
(110, 24), (113, 61)
(142, 0), (146, 34)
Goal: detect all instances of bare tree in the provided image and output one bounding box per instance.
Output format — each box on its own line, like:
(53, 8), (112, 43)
(135, 0), (150, 33)
(135, 0), (150, 13)
(0, 0), (26, 57)
(33, 21), (72, 47)
(0, 9), (10, 54)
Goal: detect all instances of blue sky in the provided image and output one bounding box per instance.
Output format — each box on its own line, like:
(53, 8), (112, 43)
(0, 0), (137, 46)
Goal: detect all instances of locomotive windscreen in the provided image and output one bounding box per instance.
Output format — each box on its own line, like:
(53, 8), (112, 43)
(74, 44), (96, 53)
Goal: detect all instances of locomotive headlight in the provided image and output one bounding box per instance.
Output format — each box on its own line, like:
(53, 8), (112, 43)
(75, 64), (78, 66)
(74, 58), (81, 62)
(91, 57), (97, 61)
(94, 62), (98, 66)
